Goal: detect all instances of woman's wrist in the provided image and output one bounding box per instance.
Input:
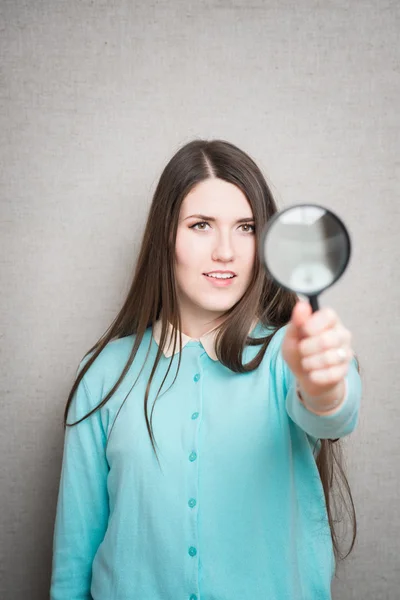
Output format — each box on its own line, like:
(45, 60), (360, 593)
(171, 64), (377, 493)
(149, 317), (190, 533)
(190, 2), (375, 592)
(296, 379), (347, 415)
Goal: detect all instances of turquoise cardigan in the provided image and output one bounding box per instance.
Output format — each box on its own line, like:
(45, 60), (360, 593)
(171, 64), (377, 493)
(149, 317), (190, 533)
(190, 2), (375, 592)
(50, 322), (362, 599)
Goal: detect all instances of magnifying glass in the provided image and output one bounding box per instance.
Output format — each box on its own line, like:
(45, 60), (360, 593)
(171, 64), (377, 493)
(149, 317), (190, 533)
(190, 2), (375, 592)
(259, 204), (351, 312)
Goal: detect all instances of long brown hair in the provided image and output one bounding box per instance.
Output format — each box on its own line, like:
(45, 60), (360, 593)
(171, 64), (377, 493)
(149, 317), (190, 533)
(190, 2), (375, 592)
(64, 138), (359, 567)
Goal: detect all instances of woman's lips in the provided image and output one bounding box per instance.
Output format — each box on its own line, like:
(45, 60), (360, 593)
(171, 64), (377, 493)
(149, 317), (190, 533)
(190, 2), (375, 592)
(203, 274), (236, 287)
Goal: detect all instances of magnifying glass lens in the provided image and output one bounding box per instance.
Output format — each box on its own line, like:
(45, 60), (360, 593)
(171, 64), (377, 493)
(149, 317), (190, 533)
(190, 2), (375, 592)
(260, 205), (351, 310)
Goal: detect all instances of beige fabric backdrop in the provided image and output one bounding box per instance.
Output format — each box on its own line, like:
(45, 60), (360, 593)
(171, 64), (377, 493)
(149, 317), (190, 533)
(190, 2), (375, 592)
(1, 1), (399, 598)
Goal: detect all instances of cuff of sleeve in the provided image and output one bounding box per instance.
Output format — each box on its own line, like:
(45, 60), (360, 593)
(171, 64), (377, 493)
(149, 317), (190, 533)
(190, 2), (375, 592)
(286, 361), (361, 439)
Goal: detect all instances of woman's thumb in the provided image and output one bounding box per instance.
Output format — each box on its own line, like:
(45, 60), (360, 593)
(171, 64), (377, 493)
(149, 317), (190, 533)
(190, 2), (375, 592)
(288, 300), (312, 340)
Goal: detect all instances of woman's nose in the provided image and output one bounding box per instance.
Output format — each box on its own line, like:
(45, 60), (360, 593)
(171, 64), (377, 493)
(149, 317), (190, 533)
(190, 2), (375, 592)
(211, 232), (234, 261)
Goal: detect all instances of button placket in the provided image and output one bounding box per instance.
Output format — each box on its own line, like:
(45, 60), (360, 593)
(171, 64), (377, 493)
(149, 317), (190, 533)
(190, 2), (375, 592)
(186, 350), (204, 600)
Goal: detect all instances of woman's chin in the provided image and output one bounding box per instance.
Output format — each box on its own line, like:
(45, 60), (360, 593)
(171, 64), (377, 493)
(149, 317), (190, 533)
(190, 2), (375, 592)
(198, 299), (238, 313)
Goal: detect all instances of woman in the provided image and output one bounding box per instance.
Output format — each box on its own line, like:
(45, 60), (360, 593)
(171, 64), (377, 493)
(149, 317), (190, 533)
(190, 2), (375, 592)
(50, 139), (362, 599)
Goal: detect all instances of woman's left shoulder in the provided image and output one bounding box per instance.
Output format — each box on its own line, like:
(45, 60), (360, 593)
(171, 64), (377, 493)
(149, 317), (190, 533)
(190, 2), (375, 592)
(255, 321), (289, 350)
(244, 321), (289, 368)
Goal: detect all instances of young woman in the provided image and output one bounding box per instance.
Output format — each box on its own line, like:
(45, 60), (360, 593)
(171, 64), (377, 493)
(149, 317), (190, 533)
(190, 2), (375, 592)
(50, 139), (362, 600)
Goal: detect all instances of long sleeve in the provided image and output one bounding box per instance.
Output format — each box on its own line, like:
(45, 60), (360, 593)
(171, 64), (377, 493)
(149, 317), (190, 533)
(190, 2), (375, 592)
(50, 371), (110, 600)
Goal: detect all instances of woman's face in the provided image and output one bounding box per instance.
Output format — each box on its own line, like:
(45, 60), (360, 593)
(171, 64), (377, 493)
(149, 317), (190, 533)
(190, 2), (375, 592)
(175, 177), (256, 331)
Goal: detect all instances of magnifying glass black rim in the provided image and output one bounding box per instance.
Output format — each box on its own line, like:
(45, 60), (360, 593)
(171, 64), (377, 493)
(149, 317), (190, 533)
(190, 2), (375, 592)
(259, 203), (352, 297)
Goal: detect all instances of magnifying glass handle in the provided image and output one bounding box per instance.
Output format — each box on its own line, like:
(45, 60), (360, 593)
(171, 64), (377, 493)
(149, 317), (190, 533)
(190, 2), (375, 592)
(309, 295), (319, 313)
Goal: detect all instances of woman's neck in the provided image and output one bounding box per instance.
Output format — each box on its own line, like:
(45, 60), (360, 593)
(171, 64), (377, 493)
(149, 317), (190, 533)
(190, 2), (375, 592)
(178, 312), (226, 340)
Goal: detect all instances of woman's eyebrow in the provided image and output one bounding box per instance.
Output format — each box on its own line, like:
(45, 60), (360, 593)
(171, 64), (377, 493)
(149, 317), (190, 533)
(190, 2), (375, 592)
(184, 214), (255, 223)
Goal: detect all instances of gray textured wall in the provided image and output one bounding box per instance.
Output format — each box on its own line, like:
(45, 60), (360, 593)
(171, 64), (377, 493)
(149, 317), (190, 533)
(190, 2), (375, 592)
(1, 1), (399, 598)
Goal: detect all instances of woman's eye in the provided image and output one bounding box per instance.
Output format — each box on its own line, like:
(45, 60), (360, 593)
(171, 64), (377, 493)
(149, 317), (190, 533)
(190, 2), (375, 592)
(191, 221), (210, 230)
(240, 224), (255, 233)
